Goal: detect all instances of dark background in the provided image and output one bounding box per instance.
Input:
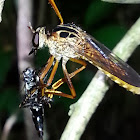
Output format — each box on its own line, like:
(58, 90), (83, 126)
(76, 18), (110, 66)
(0, 0), (140, 139)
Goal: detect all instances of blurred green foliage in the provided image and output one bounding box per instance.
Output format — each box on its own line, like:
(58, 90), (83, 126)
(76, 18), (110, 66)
(0, 88), (19, 114)
(93, 24), (127, 49)
(0, 0), (140, 140)
(0, 49), (19, 115)
(84, 0), (113, 26)
(0, 51), (13, 87)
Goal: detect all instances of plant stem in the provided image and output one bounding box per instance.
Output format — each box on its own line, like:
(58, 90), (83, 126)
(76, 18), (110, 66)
(0, 0), (5, 22)
(17, 0), (39, 140)
(60, 17), (140, 140)
(101, 0), (140, 3)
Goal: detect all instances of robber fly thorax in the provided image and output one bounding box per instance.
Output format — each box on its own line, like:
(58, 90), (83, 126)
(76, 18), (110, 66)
(30, 23), (89, 63)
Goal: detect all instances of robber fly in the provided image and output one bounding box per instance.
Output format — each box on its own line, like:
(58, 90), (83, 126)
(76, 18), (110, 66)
(29, 0), (140, 99)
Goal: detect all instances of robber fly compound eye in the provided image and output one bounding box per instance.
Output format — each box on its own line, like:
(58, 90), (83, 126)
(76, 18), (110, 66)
(29, 32), (39, 55)
(32, 32), (39, 48)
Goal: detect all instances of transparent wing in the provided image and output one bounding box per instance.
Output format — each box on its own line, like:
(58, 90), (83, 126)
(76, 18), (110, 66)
(78, 34), (140, 92)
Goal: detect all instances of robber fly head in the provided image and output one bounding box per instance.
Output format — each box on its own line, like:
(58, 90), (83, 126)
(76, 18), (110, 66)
(28, 23), (48, 55)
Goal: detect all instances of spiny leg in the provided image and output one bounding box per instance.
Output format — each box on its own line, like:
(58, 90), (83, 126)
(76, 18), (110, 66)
(45, 89), (75, 99)
(60, 59), (87, 98)
(62, 62), (76, 98)
(44, 60), (86, 99)
(39, 55), (54, 85)
(53, 59), (87, 90)
(48, 0), (64, 24)
(46, 59), (59, 87)
(43, 59), (87, 99)
(69, 58), (87, 77)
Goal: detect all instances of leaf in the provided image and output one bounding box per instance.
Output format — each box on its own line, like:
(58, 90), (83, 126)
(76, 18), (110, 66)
(84, 0), (113, 26)
(35, 47), (50, 68)
(92, 25), (127, 50)
(0, 88), (19, 114)
(0, 50), (13, 87)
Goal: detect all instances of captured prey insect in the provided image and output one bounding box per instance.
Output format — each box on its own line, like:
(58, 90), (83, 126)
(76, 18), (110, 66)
(19, 67), (53, 138)
(20, 67), (78, 138)
(29, 0), (140, 99)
